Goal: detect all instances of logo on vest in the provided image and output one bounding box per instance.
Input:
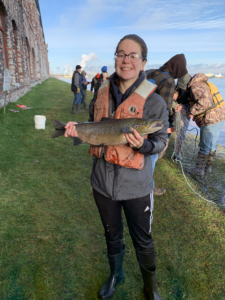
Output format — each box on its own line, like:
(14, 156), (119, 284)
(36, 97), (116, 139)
(128, 105), (138, 115)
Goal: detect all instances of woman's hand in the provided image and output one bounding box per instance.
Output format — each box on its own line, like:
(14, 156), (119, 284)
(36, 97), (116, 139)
(64, 122), (78, 138)
(125, 129), (144, 149)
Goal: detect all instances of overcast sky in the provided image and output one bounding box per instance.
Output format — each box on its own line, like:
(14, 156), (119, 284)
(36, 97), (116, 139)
(39, 0), (225, 75)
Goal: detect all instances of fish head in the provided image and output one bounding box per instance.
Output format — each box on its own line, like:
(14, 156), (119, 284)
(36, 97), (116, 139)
(133, 119), (164, 135)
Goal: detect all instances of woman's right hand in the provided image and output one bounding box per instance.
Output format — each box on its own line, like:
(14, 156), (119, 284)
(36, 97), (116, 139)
(64, 122), (78, 138)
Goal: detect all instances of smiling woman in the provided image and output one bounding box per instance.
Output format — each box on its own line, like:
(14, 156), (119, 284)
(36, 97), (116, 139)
(114, 38), (147, 94)
(64, 34), (169, 300)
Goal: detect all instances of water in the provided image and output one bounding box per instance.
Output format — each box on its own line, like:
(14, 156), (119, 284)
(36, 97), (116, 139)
(188, 78), (225, 148)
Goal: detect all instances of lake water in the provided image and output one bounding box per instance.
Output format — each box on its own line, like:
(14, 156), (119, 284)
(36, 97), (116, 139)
(59, 78), (225, 148)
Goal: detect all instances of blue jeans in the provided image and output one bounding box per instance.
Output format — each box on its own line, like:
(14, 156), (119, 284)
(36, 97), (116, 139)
(81, 89), (87, 107)
(199, 120), (225, 154)
(150, 153), (158, 188)
(73, 91), (82, 104)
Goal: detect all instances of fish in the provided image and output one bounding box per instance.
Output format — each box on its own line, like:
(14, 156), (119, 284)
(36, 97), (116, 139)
(51, 118), (163, 146)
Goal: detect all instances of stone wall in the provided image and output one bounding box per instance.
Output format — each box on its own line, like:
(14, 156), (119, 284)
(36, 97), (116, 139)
(0, 0), (49, 108)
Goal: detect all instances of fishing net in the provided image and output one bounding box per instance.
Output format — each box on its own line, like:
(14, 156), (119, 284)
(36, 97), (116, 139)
(173, 105), (225, 207)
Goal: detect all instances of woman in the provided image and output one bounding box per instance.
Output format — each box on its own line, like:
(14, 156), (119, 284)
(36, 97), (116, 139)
(64, 34), (168, 300)
(80, 70), (90, 109)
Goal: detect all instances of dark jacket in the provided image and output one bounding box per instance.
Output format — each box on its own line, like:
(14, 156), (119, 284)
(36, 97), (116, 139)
(145, 54), (187, 109)
(95, 72), (109, 92)
(71, 70), (82, 92)
(91, 76), (99, 93)
(145, 68), (175, 109)
(81, 76), (88, 90)
(88, 72), (168, 200)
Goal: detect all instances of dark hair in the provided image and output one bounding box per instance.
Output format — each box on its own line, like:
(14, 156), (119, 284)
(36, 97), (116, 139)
(115, 34), (148, 61)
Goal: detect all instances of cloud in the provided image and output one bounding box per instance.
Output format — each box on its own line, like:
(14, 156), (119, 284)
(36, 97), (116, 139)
(64, 64), (73, 75)
(81, 64), (115, 76)
(79, 52), (98, 69)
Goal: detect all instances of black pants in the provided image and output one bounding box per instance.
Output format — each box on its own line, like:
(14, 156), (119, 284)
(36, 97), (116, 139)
(93, 189), (155, 266)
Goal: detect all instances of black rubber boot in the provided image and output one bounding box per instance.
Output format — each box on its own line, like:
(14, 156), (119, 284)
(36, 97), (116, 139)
(140, 266), (162, 300)
(136, 251), (162, 300)
(98, 246), (125, 299)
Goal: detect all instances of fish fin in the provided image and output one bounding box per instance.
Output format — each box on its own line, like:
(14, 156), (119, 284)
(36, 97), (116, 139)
(73, 137), (84, 146)
(51, 120), (66, 138)
(121, 127), (134, 134)
(100, 117), (111, 121)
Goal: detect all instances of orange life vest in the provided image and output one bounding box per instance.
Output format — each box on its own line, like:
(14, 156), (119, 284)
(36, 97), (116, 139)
(89, 79), (157, 170)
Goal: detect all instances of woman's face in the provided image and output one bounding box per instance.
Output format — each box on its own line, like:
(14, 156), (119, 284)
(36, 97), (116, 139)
(115, 39), (146, 85)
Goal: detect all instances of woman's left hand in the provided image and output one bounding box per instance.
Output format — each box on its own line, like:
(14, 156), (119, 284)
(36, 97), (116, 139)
(125, 129), (144, 149)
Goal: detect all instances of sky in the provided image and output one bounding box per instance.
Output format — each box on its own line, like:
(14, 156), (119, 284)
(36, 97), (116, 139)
(38, 0), (225, 76)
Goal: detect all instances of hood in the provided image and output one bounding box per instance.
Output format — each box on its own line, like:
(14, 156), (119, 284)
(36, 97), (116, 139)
(188, 73), (208, 88)
(161, 53), (187, 79)
(177, 73), (192, 90)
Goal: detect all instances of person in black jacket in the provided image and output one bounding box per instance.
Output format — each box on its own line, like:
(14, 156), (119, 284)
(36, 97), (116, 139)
(90, 73), (100, 95)
(71, 65), (83, 113)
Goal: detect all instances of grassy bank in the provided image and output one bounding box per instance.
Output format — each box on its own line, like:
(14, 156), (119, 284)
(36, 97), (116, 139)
(0, 78), (224, 300)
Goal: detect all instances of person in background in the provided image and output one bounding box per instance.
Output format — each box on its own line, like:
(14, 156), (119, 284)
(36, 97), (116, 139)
(71, 65), (83, 114)
(145, 54), (188, 196)
(96, 66), (109, 91)
(91, 73), (100, 95)
(64, 34), (168, 300)
(175, 73), (225, 176)
(81, 70), (90, 109)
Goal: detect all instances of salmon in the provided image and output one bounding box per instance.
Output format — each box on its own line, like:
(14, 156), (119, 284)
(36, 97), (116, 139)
(51, 118), (163, 146)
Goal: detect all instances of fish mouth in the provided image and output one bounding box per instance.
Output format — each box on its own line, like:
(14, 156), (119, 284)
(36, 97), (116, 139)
(150, 122), (163, 129)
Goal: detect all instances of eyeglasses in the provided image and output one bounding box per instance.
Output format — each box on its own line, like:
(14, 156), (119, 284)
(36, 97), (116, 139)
(114, 52), (143, 63)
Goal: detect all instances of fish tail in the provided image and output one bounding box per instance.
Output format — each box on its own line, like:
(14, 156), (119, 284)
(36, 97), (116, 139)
(51, 120), (66, 138)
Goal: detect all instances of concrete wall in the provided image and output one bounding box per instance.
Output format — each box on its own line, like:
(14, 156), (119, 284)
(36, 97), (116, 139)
(0, 0), (49, 108)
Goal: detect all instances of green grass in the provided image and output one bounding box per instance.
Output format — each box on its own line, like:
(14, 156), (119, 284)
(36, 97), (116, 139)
(0, 78), (225, 300)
